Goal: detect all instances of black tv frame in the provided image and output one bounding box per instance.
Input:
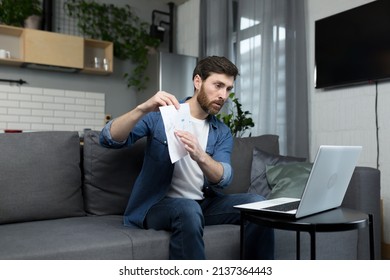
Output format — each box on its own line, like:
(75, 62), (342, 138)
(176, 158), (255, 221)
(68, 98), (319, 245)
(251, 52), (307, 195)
(315, 0), (390, 89)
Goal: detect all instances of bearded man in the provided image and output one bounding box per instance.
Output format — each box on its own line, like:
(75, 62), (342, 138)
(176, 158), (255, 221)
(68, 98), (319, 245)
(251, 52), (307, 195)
(100, 56), (274, 260)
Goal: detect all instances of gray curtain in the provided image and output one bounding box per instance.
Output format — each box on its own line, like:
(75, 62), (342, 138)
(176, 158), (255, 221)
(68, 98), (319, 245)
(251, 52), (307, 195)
(199, 0), (234, 60)
(199, 0), (308, 158)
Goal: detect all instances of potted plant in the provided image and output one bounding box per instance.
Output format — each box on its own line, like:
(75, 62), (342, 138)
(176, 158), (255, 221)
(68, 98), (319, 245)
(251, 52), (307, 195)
(65, 0), (160, 91)
(217, 93), (255, 137)
(0, 0), (42, 28)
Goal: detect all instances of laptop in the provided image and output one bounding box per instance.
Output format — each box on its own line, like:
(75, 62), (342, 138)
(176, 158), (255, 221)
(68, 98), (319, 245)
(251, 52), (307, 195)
(235, 145), (362, 219)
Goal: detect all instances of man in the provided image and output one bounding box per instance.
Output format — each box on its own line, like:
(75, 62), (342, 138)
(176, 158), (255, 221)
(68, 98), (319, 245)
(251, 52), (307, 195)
(100, 56), (274, 259)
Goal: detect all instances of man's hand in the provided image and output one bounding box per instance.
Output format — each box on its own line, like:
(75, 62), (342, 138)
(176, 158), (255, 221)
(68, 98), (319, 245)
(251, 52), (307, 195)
(137, 91), (180, 113)
(174, 130), (206, 163)
(175, 130), (223, 184)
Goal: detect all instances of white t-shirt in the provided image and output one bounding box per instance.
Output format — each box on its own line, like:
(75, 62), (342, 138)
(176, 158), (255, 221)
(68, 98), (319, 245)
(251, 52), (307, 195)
(166, 116), (210, 199)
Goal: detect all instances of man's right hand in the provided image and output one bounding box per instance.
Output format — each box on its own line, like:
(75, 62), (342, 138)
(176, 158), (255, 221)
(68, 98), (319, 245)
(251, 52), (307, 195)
(137, 91), (180, 113)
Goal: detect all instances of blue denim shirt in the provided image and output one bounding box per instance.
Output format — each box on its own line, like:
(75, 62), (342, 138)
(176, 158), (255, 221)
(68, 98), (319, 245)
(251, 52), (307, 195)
(100, 106), (233, 228)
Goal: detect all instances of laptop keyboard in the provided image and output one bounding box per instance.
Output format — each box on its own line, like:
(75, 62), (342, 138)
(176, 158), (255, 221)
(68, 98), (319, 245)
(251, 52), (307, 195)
(263, 200), (300, 212)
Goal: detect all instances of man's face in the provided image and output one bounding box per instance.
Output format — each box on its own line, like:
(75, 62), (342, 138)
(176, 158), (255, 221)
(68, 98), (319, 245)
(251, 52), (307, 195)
(196, 73), (235, 115)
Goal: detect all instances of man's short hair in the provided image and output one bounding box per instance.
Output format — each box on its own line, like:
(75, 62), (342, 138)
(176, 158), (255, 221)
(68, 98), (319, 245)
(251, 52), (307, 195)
(192, 56), (239, 81)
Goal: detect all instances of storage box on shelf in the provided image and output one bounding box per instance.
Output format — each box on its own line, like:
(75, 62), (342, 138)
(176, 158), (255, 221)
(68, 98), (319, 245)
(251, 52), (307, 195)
(24, 29), (84, 69)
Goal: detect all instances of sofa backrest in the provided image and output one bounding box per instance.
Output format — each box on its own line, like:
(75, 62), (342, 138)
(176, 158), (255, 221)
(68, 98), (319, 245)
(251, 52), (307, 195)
(82, 131), (280, 215)
(0, 131), (85, 225)
(82, 130), (145, 215)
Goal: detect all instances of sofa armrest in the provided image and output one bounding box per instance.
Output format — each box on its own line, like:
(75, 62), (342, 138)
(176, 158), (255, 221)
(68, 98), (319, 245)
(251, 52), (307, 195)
(342, 166), (381, 259)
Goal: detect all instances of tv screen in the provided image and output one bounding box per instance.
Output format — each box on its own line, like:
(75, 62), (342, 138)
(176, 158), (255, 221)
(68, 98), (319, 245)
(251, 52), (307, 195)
(315, 0), (390, 89)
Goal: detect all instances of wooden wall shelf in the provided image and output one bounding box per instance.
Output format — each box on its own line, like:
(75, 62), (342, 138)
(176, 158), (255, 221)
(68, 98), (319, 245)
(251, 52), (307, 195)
(82, 39), (114, 74)
(0, 25), (24, 66)
(0, 25), (113, 74)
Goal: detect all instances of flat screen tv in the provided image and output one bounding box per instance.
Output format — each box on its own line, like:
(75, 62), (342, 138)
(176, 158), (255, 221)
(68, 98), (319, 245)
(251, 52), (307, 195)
(315, 0), (390, 89)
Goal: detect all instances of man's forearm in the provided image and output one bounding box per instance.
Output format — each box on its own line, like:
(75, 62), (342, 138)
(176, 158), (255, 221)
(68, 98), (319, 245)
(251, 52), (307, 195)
(110, 91), (180, 142)
(110, 106), (146, 142)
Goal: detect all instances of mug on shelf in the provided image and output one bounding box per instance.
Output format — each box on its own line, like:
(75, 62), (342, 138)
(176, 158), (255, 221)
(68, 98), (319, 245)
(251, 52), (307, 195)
(0, 49), (11, 59)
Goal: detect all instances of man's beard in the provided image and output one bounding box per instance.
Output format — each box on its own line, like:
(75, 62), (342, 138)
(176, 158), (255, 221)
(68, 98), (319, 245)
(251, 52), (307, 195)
(197, 86), (225, 115)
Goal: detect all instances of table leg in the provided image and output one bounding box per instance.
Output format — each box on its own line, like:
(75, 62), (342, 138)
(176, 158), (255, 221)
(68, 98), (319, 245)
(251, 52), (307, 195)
(296, 231), (301, 260)
(369, 214), (375, 260)
(240, 212), (245, 260)
(309, 231), (316, 260)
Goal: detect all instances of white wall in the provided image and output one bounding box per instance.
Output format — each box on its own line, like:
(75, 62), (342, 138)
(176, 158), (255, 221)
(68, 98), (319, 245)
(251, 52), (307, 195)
(306, 0), (390, 251)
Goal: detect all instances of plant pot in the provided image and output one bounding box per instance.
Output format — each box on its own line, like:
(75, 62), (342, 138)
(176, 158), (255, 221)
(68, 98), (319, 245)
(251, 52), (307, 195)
(24, 15), (42, 29)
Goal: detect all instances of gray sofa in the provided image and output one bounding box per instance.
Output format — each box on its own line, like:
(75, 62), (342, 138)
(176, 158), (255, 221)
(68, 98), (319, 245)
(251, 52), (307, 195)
(0, 130), (381, 259)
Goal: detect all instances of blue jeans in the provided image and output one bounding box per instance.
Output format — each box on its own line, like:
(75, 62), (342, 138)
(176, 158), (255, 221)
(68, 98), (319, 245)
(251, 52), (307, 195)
(144, 193), (274, 260)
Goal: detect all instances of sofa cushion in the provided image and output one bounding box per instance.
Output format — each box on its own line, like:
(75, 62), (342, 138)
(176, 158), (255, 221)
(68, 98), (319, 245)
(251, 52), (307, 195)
(266, 162), (312, 199)
(0, 131), (85, 225)
(223, 135), (280, 194)
(82, 130), (145, 215)
(0, 215), (240, 260)
(0, 215), (134, 259)
(248, 148), (306, 197)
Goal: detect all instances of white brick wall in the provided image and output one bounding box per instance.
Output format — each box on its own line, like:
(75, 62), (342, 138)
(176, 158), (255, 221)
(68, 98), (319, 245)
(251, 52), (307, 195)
(0, 84), (105, 134)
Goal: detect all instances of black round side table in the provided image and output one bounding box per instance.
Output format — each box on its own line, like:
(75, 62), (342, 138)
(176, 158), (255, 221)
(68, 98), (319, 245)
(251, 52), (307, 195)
(239, 207), (374, 260)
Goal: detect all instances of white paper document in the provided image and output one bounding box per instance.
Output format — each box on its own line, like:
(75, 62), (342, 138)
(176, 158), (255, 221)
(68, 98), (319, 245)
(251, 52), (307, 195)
(159, 103), (191, 163)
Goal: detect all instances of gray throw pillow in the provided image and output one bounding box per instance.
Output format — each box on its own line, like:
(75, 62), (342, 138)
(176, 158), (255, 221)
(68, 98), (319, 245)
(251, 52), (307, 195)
(248, 148), (306, 197)
(224, 134), (280, 194)
(0, 131), (85, 224)
(266, 162), (313, 199)
(82, 130), (146, 215)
